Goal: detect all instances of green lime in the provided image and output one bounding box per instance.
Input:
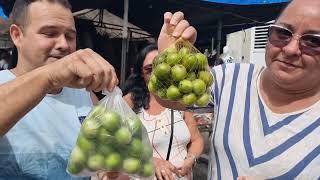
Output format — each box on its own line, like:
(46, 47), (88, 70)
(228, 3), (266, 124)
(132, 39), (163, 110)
(77, 135), (96, 153)
(115, 127), (132, 145)
(129, 139), (144, 158)
(81, 119), (100, 139)
(87, 154), (105, 171)
(123, 158), (141, 174)
(105, 152), (123, 170)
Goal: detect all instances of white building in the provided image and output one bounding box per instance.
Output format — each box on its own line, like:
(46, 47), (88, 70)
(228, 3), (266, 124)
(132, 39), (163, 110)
(225, 22), (273, 66)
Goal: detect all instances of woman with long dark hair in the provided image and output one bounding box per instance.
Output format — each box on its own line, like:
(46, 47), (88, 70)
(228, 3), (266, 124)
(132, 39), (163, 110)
(123, 44), (204, 180)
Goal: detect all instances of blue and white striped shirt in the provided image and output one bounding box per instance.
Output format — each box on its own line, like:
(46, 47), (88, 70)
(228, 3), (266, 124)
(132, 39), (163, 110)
(209, 63), (320, 180)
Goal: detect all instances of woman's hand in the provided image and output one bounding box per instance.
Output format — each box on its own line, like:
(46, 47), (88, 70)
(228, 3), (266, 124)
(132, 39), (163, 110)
(177, 157), (194, 177)
(157, 12), (197, 52)
(154, 157), (179, 180)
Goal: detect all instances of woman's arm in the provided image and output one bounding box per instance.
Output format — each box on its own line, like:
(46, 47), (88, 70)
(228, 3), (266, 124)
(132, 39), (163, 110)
(184, 111), (204, 159)
(178, 111), (204, 176)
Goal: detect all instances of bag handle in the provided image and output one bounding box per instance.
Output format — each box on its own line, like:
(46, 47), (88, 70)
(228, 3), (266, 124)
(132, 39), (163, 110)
(166, 109), (174, 161)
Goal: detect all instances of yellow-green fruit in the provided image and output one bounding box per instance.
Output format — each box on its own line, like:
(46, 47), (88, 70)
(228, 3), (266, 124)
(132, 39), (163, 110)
(196, 93), (210, 106)
(67, 161), (83, 174)
(186, 72), (197, 81)
(179, 47), (191, 58)
(195, 53), (208, 69)
(179, 79), (193, 93)
(141, 162), (155, 177)
(182, 54), (198, 71)
(192, 79), (206, 95)
(98, 128), (114, 144)
(154, 63), (171, 79)
(129, 139), (144, 158)
(198, 70), (213, 86)
(97, 144), (114, 156)
(157, 89), (167, 99)
(88, 105), (105, 119)
(105, 152), (123, 170)
(87, 154), (105, 171)
(166, 53), (182, 66)
(148, 81), (157, 93)
(165, 47), (178, 54)
(166, 85), (181, 100)
(81, 119), (100, 139)
(114, 127), (132, 145)
(153, 55), (166, 66)
(142, 146), (153, 161)
(123, 158), (141, 174)
(171, 64), (187, 82)
(127, 117), (142, 136)
(68, 146), (86, 174)
(77, 135), (96, 153)
(182, 93), (197, 106)
(101, 111), (121, 132)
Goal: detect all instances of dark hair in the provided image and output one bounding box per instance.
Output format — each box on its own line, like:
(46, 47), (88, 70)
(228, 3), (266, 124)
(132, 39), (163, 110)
(10, 0), (72, 28)
(122, 44), (158, 113)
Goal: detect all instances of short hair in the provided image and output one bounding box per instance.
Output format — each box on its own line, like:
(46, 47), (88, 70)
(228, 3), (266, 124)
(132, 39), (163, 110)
(10, 0), (72, 27)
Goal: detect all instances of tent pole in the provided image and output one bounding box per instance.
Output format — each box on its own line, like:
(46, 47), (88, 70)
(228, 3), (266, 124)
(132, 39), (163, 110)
(120, 0), (129, 87)
(216, 19), (222, 57)
(211, 37), (215, 55)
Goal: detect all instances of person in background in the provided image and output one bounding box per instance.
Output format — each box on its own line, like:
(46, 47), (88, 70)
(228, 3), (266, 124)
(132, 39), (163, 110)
(0, 50), (9, 70)
(122, 44), (204, 180)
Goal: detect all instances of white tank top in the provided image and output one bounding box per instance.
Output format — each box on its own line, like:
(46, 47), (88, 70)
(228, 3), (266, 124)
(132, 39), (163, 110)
(138, 108), (191, 168)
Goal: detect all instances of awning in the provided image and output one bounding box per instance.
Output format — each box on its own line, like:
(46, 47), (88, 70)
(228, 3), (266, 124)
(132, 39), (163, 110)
(0, 6), (8, 19)
(202, 0), (288, 5)
(73, 9), (153, 41)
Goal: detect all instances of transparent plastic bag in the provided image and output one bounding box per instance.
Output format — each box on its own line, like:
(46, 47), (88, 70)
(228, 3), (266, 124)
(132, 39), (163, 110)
(67, 87), (154, 179)
(148, 38), (214, 106)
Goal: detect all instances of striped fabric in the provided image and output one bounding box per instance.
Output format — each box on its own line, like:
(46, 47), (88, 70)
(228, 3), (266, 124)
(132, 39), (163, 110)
(208, 63), (320, 180)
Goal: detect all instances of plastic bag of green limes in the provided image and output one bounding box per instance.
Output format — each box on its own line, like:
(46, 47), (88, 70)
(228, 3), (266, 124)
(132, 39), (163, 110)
(148, 39), (214, 106)
(67, 87), (154, 179)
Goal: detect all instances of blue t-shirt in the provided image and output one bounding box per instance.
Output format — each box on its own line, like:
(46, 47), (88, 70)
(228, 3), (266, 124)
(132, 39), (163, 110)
(0, 70), (92, 180)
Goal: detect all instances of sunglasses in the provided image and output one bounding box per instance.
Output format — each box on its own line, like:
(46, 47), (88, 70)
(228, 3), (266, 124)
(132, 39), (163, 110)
(268, 24), (320, 55)
(143, 64), (153, 75)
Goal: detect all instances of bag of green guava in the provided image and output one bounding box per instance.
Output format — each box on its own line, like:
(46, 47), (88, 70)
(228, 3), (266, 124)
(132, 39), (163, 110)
(148, 39), (214, 106)
(67, 87), (154, 179)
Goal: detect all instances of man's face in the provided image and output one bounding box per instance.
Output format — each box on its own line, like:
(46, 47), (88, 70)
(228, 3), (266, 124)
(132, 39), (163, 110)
(16, 1), (76, 70)
(265, 0), (320, 88)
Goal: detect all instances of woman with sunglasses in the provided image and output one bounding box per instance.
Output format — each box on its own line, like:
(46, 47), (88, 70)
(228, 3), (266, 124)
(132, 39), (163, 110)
(155, 0), (320, 179)
(122, 44), (204, 180)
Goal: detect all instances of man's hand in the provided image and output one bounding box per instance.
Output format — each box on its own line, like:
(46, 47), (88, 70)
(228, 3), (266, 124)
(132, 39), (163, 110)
(158, 12), (197, 52)
(45, 48), (118, 92)
(154, 157), (179, 180)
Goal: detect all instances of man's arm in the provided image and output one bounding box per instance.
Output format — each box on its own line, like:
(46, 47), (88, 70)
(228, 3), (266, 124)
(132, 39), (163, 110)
(0, 48), (119, 136)
(0, 67), (51, 136)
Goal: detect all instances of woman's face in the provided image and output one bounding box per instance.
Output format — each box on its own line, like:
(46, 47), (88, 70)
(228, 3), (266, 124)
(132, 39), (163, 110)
(142, 50), (158, 82)
(265, 0), (320, 91)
